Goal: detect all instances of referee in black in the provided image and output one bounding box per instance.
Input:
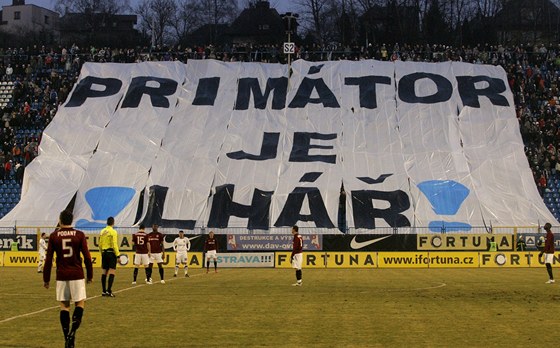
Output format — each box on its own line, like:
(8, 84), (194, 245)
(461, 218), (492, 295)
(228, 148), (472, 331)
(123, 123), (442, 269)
(99, 217), (120, 297)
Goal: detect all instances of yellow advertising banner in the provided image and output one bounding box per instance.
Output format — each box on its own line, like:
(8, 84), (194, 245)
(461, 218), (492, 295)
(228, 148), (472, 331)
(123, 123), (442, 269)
(2, 251), (203, 269)
(92, 252), (204, 269)
(377, 252), (430, 268)
(0, 252), (4, 266)
(479, 252), (532, 267)
(169, 252), (203, 269)
(527, 251), (560, 268)
(4, 251), (40, 266)
(427, 252), (479, 268)
(325, 252), (377, 268)
(275, 252), (326, 268)
(417, 234), (515, 251)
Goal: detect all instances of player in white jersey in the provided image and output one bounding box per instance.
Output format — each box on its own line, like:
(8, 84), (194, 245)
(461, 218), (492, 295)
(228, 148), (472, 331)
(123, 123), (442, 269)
(173, 230), (191, 277)
(38, 232), (48, 273)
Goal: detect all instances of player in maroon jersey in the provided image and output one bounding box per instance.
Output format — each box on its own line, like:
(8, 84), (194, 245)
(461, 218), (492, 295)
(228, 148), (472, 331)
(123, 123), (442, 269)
(291, 225), (303, 286)
(43, 210), (93, 348)
(132, 224), (151, 285)
(204, 231), (219, 273)
(540, 222), (555, 284)
(147, 224), (166, 284)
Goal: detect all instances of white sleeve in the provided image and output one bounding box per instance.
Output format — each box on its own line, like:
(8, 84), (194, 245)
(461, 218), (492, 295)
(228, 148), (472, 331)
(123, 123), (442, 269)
(173, 238), (178, 251)
(186, 238), (191, 251)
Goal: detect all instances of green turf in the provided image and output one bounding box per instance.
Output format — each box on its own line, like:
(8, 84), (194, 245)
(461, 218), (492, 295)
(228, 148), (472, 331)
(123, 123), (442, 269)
(1, 267), (559, 347)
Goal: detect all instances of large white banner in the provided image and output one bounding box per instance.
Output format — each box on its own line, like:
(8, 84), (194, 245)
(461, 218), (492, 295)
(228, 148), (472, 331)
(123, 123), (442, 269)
(2, 60), (555, 231)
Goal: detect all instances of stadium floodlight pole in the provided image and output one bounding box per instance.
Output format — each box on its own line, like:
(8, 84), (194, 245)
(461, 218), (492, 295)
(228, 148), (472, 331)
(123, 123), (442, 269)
(282, 12), (298, 83)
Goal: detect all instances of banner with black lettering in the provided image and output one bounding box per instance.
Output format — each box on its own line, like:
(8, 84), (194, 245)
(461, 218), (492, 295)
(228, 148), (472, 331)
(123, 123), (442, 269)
(340, 60), (411, 231)
(1, 60), (556, 229)
(72, 62), (186, 228)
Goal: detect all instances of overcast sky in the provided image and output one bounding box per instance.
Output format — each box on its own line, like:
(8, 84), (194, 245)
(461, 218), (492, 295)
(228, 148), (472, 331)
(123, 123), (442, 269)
(0, 0), (295, 14)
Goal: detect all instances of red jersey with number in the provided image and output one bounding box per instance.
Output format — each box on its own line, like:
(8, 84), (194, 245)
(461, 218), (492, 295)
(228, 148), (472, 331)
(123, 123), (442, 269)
(292, 233), (303, 257)
(204, 237), (218, 251)
(147, 231), (164, 253)
(133, 231), (148, 254)
(43, 227), (93, 282)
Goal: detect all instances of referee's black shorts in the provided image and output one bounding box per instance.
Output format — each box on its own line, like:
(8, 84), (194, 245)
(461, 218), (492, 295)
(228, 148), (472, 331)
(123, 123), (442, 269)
(101, 249), (117, 270)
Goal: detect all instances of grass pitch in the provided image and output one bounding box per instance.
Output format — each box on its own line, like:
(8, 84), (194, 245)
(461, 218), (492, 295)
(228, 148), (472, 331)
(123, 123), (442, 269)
(1, 267), (559, 347)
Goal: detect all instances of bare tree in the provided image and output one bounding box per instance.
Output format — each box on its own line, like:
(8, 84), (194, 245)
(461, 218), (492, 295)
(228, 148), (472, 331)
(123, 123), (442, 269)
(295, 0), (335, 46)
(191, 0), (238, 44)
(170, 0), (202, 45)
(354, 0), (386, 12)
(55, 0), (131, 15)
(474, 0), (504, 17)
(136, 0), (178, 47)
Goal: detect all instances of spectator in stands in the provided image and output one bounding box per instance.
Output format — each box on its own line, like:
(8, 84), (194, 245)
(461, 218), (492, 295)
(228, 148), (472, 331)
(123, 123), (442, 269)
(516, 236), (527, 251)
(12, 143), (21, 163)
(15, 161), (23, 185)
(5, 64), (12, 80)
(4, 159), (12, 178)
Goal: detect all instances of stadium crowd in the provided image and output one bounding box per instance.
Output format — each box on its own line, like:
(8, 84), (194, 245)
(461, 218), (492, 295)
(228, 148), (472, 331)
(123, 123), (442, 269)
(0, 42), (559, 200)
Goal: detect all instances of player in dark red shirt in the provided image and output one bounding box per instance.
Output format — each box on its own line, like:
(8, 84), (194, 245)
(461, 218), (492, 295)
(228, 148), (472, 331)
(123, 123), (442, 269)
(147, 224), (166, 284)
(540, 222), (555, 283)
(132, 224), (150, 285)
(204, 231), (219, 273)
(291, 225), (303, 286)
(43, 210), (93, 348)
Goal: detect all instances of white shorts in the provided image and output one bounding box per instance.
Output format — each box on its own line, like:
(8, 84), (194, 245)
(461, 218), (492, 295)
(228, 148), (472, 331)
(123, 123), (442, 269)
(292, 253), (303, 270)
(134, 253), (150, 266)
(150, 253), (164, 263)
(206, 250), (217, 261)
(176, 252), (188, 264)
(544, 253), (555, 264)
(56, 279), (87, 302)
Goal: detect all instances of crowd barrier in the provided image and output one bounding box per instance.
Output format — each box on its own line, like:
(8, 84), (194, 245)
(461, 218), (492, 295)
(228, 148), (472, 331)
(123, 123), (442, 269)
(2, 227), (558, 269)
(1, 251), (558, 269)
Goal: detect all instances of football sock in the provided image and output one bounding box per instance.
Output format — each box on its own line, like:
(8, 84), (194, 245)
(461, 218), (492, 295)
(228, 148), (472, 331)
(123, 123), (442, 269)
(101, 274), (107, 292)
(70, 307), (83, 334)
(546, 263), (554, 279)
(133, 268), (138, 281)
(107, 274), (115, 292)
(184, 265), (188, 274)
(214, 261), (217, 270)
(206, 261), (210, 270)
(60, 310), (70, 338)
(175, 265), (179, 274)
(158, 264), (164, 280)
(147, 265), (153, 279)
(144, 268), (150, 279)
(296, 270), (302, 281)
